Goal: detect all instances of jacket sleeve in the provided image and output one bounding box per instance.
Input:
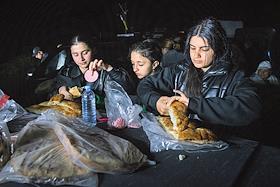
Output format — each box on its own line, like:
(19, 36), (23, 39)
(188, 77), (262, 126)
(50, 65), (84, 97)
(107, 67), (136, 95)
(137, 67), (177, 112)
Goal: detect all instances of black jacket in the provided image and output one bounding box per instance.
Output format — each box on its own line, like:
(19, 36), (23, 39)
(129, 66), (162, 105)
(137, 61), (262, 126)
(52, 63), (136, 97)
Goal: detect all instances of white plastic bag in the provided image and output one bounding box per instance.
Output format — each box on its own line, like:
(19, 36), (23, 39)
(0, 122), (12, 168)
(0, 89), (26, 123)
(104, 80), (142, 129)
(141, 112), (229, 153)
(0, 110), (152, 187)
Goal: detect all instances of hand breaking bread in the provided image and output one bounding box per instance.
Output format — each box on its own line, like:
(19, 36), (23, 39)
(69, 86), (82, 98)
(26, 94), (81, 117)
(158, 101), (217, 143)
(169, 101), (189, 131)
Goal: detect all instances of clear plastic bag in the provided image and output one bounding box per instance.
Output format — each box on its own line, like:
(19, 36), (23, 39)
(0, 122), (12, 169)
(104, 80), (142, 129)
(0, 110), (152, 187)
(141, 112), (229, 153)
(0, 89), (27, 170)
(0, 89), (26, 123)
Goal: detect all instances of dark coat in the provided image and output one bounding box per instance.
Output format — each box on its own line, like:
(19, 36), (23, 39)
(161, 49), (186, 68)
(52, 63), (136, 97)
(137, 60), (262, 127)
(129, 66), (162, 105)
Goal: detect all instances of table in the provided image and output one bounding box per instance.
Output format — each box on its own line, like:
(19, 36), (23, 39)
(3, 123), (280, 187)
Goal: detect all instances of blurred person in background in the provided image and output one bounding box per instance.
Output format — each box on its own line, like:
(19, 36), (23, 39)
(250, 60), (279, 86)
(160, 36), (186, 68)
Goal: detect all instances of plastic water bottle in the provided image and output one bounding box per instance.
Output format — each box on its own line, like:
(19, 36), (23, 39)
(81, 85), (96, 126)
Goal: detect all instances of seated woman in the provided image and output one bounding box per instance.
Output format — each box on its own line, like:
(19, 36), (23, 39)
(250, 60), (279, 86)
(128, 39), (162, 105)
(137, 17), (262, 127)
(52, 34), (135, 100)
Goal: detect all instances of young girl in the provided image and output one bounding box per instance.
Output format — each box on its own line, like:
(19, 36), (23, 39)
(128, 39), (162, 105)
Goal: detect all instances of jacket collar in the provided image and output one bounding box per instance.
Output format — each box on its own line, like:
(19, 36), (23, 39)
(203, 61), (231, 79)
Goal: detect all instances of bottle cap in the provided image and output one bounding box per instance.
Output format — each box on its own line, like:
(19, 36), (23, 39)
(84, 70), (99, 82)
(84, 85), (91, 90)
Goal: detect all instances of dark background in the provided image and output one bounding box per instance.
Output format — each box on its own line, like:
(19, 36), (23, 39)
(0, 0), (279, 63)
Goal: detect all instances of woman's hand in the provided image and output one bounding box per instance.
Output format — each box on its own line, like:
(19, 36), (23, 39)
(58, 86), (73, 101)
(167, 90), (189, 107)
(89, 59), (113, 72)
(156, 96), (171, 116)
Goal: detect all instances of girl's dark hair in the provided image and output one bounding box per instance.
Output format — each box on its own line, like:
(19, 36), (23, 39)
(70, 34), (96, 53)
(184, 17), (231, 96)
(129, 39), (162, 63)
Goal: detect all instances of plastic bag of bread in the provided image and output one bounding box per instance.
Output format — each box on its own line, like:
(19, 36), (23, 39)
(0, 122), (12, 169)
(0, 89), (27, 123)
(0, 110), (153, 187)
(141, 110), (229, 153)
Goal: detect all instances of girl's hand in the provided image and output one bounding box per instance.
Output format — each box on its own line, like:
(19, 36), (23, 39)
(89, 59), (113, 72)
(167, 90), (189, 107)
(58, 86), (73, 101)
(156, 96), (171, 116)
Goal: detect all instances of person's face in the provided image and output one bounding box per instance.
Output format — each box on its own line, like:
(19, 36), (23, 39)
(257, 69), (271, 80)
(35, 51), (44, 60)
(71, 42), (92, 69)
(189, 35), (215, 72)
(131, 51), (154, 79)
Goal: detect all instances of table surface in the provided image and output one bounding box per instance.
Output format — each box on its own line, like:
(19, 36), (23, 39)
(2, 124), (280, 187)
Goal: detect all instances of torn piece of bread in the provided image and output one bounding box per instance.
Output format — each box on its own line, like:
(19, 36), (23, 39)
(69, 86), (82, 98)
(158, 117), (200, 141)
(169, 101), (188, 131)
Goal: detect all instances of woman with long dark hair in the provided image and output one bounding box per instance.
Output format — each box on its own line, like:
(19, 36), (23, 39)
(137, 17), (262, 127)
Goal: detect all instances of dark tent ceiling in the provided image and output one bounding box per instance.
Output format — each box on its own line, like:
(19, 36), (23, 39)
(0, 0), (279, 62)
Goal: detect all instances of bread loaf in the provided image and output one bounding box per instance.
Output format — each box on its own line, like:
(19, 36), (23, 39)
(26, 94), (81, 117)
(158, 101), (217, 143)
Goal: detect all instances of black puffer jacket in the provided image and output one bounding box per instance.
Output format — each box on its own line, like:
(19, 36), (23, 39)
(52, 63), (136, 97)
(137, 61), (262, 126)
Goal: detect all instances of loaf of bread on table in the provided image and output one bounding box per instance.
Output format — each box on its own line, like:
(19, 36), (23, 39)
(158, 101), (217, 143)
(26, 94), (81, 117)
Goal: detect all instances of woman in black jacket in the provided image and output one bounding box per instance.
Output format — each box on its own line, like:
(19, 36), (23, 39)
(52, 34), (135, 100)
(137, 17), (262, 127)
